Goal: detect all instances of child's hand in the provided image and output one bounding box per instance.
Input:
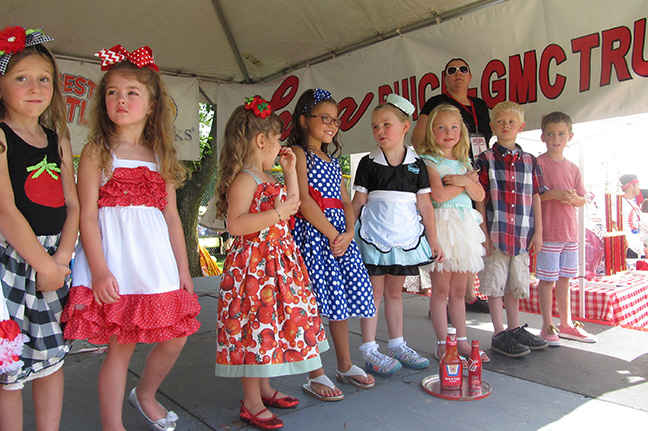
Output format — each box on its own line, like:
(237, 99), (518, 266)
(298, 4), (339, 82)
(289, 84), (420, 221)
(180, 270), (194, 294)
(442, 174), (468, 188)
(465, 171), (479, 183)
(430, 242), (445, 263)
(278, 147), (296, 173)
(528, 233), (543, 255)
(483, 237), (495, 256)
(91, 270), (121, 305)
(274, 193), (301, 221)
(36, 263), (70, 292)
(330, 231), (353, 257)
(561, 189), (578, 206)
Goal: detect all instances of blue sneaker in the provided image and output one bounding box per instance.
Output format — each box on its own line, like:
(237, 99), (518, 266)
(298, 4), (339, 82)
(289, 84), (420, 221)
(388, 342), (430, 370)
(363, 348), (402, 376)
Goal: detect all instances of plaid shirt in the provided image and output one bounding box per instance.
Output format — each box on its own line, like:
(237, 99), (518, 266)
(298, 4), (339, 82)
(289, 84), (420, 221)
(475, 143), (546, 256)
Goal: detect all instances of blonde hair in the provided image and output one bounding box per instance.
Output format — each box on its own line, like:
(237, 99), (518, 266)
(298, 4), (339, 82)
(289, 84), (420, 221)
(491, 101), (525, 123)
(0, 45), (69, 147)
(215, 105), (283, 217)
(417, 104), (471, 169)
(86, 62), (186, 185)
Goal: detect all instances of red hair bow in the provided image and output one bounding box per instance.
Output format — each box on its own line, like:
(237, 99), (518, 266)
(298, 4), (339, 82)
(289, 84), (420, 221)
(244, 95), (272, 119)
(95, 44), (159, 71)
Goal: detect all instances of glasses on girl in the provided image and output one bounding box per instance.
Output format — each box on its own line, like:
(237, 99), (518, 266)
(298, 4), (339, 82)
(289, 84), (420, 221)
(446, 65), (470, 76)
(310, 114), (341, 127)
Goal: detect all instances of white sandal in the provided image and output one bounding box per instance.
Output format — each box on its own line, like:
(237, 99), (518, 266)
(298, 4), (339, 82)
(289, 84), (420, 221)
(335, 364), (375, 389)
(302, 374), (344, 401)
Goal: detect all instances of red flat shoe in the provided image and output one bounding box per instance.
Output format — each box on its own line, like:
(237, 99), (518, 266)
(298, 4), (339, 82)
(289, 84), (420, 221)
(239, 401), (284, 430)
(261, 390), (299, 408)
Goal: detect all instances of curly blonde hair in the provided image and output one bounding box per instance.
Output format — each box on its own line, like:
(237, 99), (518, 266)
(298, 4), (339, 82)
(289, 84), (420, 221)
(416, 104), (472, 169)
(215, 105), (283, 218)
(86, 62), (186, 185)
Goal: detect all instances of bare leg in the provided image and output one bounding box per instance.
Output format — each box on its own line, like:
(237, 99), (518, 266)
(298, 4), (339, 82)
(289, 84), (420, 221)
(555, 277), (573, 327)
(32, 368), (64, 431)
(504, 293), (520, 330)
(447, 273), (470, 355)
(360, 275), (384, 343)
(0, 386), (23, 431)
(242, 377), (273, 420)
(464, 273), (477, 302)
(259, 378), (292, 399)
(488, 296), (505, 334)
(538, 279), (555, 329)
(329, 320), (373, 386)
(383, 274), (406, 339)
(135, 336), (187, 421)
(429, 271), (451, 356)
(98, 338), (136, 431)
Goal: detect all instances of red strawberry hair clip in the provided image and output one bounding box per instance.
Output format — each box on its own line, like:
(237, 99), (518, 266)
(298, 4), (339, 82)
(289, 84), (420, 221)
(244, 96), (272, 119)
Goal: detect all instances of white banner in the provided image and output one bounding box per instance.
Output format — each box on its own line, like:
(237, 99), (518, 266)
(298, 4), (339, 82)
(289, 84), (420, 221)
(217, 0), (648, 155)
(58, 58), (200, 160)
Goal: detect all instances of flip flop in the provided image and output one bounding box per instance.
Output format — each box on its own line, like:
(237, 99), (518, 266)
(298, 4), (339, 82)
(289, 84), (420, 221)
(302, 374), (344, 402)
(335, 364), (376, 389)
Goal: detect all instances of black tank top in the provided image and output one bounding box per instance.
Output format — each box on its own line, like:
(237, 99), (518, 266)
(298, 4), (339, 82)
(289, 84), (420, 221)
(1, 122), (67, 235)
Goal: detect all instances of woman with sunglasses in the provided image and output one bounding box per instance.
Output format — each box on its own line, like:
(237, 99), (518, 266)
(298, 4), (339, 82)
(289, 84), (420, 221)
(409, 58), (492, 314)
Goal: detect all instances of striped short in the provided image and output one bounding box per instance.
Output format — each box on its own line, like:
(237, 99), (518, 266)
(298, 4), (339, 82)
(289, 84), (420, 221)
(535, 242), (578, 282)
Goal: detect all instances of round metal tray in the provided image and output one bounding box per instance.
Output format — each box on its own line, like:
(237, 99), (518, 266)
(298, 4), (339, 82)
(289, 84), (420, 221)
(421, 374), (492, 401)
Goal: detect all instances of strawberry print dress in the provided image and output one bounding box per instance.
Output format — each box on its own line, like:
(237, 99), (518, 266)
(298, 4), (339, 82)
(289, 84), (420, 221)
(62, 156), (200, 344)
(0, 122), (71, 387)
(215, 171), (328, 378)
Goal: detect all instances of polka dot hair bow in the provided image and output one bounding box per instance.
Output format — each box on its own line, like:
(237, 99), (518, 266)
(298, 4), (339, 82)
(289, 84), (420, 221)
(0, 25), (54, 75)
(244, 96), (273, 119)
(95, 44), (159, 71)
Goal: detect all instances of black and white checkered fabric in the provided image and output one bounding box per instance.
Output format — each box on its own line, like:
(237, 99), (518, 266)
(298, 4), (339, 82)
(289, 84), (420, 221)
(0, 234), (71, 385)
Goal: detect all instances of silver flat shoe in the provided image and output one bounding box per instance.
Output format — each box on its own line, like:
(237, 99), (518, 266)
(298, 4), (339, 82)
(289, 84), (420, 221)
(128, 387), (179, 431)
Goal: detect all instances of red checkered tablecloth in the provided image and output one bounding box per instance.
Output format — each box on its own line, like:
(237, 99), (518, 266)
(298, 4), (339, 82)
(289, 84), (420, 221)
(518, 272), (648, 329)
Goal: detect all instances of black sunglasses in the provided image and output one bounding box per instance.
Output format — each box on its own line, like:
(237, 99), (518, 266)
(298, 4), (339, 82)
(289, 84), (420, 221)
(310, 114), (341, 127)
(446, 65), (470, 76)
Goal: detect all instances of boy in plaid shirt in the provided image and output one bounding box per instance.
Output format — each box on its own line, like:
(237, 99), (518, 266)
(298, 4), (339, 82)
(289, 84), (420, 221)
(475, 101), (548, 357)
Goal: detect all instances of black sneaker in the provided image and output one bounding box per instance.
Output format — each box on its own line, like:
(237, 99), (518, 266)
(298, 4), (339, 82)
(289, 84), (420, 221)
(510, 324), (549, 350)
(465, 297), (490, 313)
(491, 330), (531, 358)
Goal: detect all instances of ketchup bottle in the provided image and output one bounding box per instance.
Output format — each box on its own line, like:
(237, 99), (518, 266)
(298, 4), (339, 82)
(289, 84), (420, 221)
(440, 327), (462, 391)
(468, 339), (482, 394)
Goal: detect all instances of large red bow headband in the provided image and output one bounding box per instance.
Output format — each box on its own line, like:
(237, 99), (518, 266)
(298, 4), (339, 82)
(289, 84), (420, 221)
(244, 96), (272, 119)
(0, 25), (54, 75)
(95, 44), (159, 72)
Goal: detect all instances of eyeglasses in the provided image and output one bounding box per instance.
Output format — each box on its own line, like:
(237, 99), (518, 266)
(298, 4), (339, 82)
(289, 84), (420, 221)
(310, 114), (341, 127)
(446, 65), (470, 76)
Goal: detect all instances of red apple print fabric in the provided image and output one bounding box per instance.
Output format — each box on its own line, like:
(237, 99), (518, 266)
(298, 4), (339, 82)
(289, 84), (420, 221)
(215, 182), (326, 376)
(24, 156), (64, 208)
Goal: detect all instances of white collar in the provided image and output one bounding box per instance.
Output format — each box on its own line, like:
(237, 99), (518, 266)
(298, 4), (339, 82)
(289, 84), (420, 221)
(369, 146), (418, 166)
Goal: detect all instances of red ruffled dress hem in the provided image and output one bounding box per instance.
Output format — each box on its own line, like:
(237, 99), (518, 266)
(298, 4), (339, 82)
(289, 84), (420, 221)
(62, 285), (201, 345)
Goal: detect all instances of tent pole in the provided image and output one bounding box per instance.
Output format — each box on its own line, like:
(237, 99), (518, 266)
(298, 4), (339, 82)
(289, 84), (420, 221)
(578, 139), (586, 318)
(211, 0), (251, 84)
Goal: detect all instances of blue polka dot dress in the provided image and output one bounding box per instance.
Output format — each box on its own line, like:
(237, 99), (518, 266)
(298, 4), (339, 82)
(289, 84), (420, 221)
(292, 153), (376, 321)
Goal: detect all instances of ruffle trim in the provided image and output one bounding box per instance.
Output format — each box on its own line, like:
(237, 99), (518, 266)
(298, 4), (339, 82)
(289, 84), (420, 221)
(62, 286), (201, 345)
(357, 206), (424, 252)
(98, 166), (167, 210)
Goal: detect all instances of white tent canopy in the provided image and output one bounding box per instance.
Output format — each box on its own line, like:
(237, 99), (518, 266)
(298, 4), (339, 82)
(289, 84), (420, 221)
(6, 0), (503, 104)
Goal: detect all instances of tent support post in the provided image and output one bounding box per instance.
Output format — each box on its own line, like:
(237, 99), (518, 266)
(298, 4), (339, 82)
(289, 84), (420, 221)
(211, 0), (251, 84)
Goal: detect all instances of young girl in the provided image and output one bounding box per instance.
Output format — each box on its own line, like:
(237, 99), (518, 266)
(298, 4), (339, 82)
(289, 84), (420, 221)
(415, 104), (489, 362)
(288, 89), (376, 393)
(214, 97), (328, 431)
(352, 94), (444, 376)
(0, 26), (79, 430)
(61, 45), (200, 431)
